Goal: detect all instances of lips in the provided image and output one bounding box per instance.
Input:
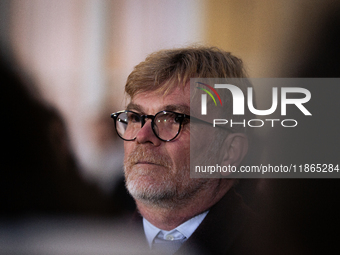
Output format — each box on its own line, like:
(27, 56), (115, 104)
(135, 160), (168, 168)
(137, 161), (157, 165)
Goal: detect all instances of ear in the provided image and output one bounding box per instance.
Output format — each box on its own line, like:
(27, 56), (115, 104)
(220, 133), (248, 177)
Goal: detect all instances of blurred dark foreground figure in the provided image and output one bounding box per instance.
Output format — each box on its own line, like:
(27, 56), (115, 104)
(0, 54), (113, 217)
(254, 6), (340, 255)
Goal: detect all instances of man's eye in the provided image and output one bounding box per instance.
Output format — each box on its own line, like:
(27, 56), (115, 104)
(174, 116), (182, 123)
(156, 114), (184, 126)
(127, 113), (141, 123)
(157, 113), (177, 124)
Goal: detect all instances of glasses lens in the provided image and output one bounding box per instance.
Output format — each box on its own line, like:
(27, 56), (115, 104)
(116, 111), (141, 140)
(154, 112), (181, 141)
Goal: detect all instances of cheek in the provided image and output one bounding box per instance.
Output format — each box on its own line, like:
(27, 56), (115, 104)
(191, 125), (215, 150)
(124, 141), (133, 153)
(123, 142), (134, 163)
(167, 140), (190, 169)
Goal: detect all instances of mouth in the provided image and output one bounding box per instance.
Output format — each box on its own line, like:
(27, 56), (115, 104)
(136, 161), (164, 167)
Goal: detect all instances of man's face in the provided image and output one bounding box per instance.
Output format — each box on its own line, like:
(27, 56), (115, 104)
(123, 85), (209, 208)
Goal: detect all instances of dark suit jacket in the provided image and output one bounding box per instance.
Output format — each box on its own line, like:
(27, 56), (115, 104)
(130, 188), (257, 255)
(174, 188), (256, 255)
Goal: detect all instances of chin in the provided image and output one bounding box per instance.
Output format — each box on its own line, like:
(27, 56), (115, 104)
(126, 178), (177, 206)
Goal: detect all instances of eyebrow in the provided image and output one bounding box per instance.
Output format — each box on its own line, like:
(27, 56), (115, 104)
(126, 103), (190, 115)
(126, 103), (143, 112)
(164, 104), (190, 115)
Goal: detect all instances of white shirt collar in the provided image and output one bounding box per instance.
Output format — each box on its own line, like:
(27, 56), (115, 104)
(143, 210), (209, 248)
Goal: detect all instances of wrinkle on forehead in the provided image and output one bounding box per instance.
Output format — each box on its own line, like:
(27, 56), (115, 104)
(126, 86), (191, 114)
(127, 102), (190, 115)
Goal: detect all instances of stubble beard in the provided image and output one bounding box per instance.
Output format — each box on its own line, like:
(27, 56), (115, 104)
(124, 146), (209, 209)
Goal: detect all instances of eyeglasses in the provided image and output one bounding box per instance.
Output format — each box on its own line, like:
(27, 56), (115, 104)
(111, 110), (235, 142)
(111, 110), (190, 142)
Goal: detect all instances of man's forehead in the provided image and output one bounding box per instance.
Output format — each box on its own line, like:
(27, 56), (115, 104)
(127, 102), (190, 114)
(127, 87), (190, 114)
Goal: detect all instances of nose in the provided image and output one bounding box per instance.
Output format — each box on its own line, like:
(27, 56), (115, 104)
(135, 119), (161, 146)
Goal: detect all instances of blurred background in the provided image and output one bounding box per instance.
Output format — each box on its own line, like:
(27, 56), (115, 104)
(1, 0), (338, 191)
(1, 0), (340, 254)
